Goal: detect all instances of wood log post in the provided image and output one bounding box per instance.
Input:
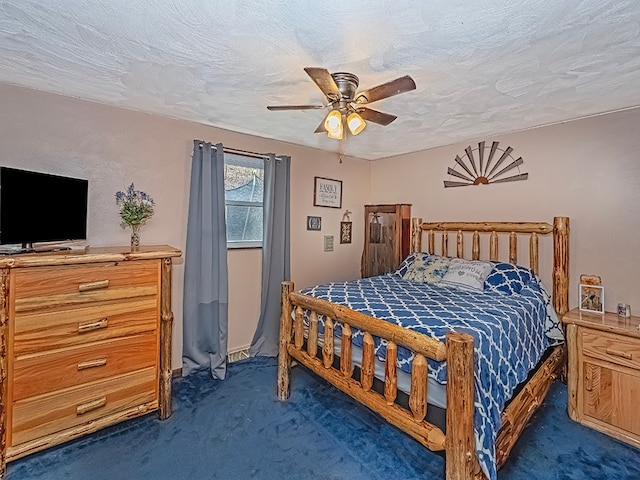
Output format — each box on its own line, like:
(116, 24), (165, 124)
(159, 258), (174, 420)
(411, 218), (423, 253)
(529, 232), (539, 275)
(307, 311), (319, 358)
(277, 281), (294, 401)
(446, 332), (478, 480)
(428, 231), (435, 255)
(361, 333), (375, 391)
(566, 323), (579, 421)
(384, 341), (398, 405)
(553, 217), (570, 318)
(409, 354), (427, 422)
(472, 232), (480, 260)
(294, 306), (304, 350)
(457, 231), (464, 258)
(340, 324), (353, 377)
(0, 269), (8, 478)
(322, 318), (334, 368)
(509, 232), (517, 265)
(489, 231), (498, 262)
(442, 231), (449, 257)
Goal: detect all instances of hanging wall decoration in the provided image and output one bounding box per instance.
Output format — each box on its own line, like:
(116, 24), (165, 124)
(340, 210), (352, 244)
(443, 141), (528, 188)
(307, 216), (322, 231)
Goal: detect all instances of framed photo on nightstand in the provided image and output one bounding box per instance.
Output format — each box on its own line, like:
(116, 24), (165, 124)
(579, 284), (604, 314)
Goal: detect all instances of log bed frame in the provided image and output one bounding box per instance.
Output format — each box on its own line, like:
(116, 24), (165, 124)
(277, 217), (570, 480)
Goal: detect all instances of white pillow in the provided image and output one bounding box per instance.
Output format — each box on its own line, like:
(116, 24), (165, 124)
(440, 258), (493, 291)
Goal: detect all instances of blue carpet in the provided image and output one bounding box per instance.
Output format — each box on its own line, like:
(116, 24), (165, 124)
(7, 357), (640, 479)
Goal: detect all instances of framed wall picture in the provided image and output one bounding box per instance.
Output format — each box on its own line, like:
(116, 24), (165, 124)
(579, 283), (605, 314)
(306, 216), (321, 231)
(313, 177), (342, 208)
(340, 221), (352, 244)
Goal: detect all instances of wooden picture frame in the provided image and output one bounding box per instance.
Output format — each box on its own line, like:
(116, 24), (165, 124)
(579, 283), (605, 314)
(340, 221), (352, 244)
(313, 177), (342, 208)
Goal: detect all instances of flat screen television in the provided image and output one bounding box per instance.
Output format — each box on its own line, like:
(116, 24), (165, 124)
(0, 167), (88, 250)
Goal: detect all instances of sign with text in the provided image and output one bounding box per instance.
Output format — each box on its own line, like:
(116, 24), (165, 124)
(313, 177), (342, 208)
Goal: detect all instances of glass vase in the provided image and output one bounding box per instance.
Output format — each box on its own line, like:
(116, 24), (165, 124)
(130, 225), (141, 251)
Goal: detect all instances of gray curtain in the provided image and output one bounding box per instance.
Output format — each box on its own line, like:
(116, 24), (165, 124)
(250, 154), (291, 357)
(182, 141), (229, 379)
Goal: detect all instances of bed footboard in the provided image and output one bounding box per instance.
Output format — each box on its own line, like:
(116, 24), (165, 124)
(277, 281), (484, 478)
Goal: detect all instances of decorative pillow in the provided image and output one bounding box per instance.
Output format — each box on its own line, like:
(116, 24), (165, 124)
(402, 255), (451, 284)
(484, 262), (535, 295)
(440, 258), (493, 291)
(394, 252), (420, 277)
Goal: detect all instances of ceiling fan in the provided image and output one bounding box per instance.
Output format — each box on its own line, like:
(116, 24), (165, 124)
(267, 67), (416, 139)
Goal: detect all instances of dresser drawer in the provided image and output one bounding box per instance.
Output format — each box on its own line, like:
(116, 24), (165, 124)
(11, 367), (157, 446)
(13, 297), (158, 356)
(582, 329), (640, 371)
(13, 333), (158, 401)
(12, 260), (159, 313)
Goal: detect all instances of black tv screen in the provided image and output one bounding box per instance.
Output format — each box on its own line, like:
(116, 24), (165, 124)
(0, 167), (88, 248)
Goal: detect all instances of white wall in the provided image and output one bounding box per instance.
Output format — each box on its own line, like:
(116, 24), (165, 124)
(0, 83), (371, 368)
(371, 108), (640, 313)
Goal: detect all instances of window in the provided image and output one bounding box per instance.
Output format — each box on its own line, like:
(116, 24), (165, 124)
(224, 152), (264, 248)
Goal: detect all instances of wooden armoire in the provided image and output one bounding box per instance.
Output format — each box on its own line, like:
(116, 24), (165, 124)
(361, 204), (411, 278)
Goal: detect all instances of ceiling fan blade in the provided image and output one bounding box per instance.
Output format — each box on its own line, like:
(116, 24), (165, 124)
(267, 105), (325, 111)
(304, 67), (341, 100)
(314, 118), (327, 134)
(354, 75), (416, 104)
(356, 107), (397, 126)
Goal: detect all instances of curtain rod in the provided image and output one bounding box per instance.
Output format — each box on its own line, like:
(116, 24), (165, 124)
(197, 143), (285, 161)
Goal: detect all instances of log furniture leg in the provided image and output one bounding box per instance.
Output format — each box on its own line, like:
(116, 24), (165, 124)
(0, 270), (8, 478)
(159, 257), (175, 420)
(446, 332), (483, 480)
(277, 281), (294, 400)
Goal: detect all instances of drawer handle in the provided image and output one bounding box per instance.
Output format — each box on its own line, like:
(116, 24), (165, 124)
(77, 358), (107, 370)
(76, 396), (107, 416)
(78, 280), (110, 292)
(605, 348), (633, 360)
(78, 318), (108, 334)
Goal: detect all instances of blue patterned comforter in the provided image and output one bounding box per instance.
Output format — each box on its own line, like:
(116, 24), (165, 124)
(300, 273), (558, 480)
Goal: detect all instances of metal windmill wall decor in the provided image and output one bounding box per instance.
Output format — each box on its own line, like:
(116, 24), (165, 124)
(443, 141), (528, 188)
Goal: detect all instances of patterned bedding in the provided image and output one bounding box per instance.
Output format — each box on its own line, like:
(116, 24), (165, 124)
(300, 272), (562, 480)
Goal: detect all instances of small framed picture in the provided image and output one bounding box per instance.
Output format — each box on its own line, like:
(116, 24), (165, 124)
(340, 221), (352, 244)
(306, 216), (321, 231)
(579, 284), (605, 314)
(313, 177), (342, 208)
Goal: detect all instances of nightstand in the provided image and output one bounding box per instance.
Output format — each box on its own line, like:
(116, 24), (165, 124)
(563, 308), (640, 447)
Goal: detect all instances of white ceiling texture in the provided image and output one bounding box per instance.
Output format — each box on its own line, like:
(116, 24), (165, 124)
(1, 1), (639, 160)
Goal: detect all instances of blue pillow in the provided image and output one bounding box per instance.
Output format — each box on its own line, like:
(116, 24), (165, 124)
(394, 252), (422, 277)
(484, 262), (535, 295)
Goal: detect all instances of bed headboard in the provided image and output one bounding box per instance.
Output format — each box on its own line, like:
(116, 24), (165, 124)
(410, 217), (570, 317)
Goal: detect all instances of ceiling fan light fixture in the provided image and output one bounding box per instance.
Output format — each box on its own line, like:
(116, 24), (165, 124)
(347, 111), (366, 135)
(324, 109), (342, 132)
(326, 119), (344, 140)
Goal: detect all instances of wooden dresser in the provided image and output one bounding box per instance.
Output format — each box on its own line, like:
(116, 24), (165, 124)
(0, 245), (181, 476)
(563, 308), (640, 447)
(361, 204), (411, 278)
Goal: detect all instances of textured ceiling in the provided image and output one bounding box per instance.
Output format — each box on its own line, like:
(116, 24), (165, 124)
(1, 1), (639, 160)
